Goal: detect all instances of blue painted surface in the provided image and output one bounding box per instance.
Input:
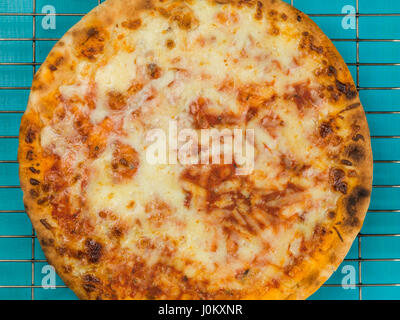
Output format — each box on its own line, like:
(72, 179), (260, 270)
(294, 0), (356, 14)
(311, 16), (356, 39)
(0, 0), (399, 300)
(360, 42), (400, 63)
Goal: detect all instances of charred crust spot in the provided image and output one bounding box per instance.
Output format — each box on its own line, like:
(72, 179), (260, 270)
(327, 66), (337, 77)
(337, 182), (348, 194)
(55, 56), (64, 66)
(336, 80), (357, 100)
(335, 79), (346, 92)
(346, 143), (365, 163)
(147, 63), (161, 79)
(352, 134), (365, 142)
(41, 238), (54, 246)
(25, 128), (36, 144)
(339, 103), (361, 114)
(40, 219), (53, 230)
(41, 183), (50, 192)
(26, 150), (34, 161)
(85, 239), (102, 263)
(310, 43), (323, 54)
(48, 64), (57, 71)
(345, 215), (360, 227)
(29, 167), (40, 174)
(297, 15), (302, 22)
(319, 121), (332, 138)
(87, 27), (100, 39)
(121, 19), (142, 30)
(82, 274), (101, 293)
(29, 189), (39, 199)
(29, 178), (40, 186)
(328, 211), (336, 219)
(345, 186), (370, 217)
(329, 168), (348, 194)
(37, 197), (48, 205)
(341, 159), (353, 166)
(332, 226), (344, 242)
(268, 10), (277, 17)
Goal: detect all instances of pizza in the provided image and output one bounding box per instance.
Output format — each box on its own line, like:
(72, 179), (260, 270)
(18, 0), (373, 300)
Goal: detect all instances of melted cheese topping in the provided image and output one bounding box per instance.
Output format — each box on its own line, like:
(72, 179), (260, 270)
(38, 0), (347, 297)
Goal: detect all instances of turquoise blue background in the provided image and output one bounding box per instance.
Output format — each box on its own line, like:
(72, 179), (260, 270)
(0, 0), (399, 300)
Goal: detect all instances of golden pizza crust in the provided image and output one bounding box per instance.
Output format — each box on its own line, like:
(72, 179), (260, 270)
(18, 0), (373, 300)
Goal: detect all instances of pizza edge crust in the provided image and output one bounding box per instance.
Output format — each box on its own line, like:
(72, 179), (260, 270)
(18, 0), (373, 300)
(18, 0), (114, 301)
(272, 1), (373, 300)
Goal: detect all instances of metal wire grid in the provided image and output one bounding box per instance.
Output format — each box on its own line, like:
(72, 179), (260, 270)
(0, 0), (398, 300)
(0, 0), (104, 300)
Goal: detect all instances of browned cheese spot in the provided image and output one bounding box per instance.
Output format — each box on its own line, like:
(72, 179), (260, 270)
(121, 19), (142, 30)
(82, 274), (101, 292)
(76, 26), (107, 60)
(166, 39), (175, 49)
(85, 239), (103, 263)
(147, 63), (162, 79)
(107, 91), (127, 111)
(111, 141), (140, 183)
(254, 1), (263, 20)
(319, 121), (332, 138)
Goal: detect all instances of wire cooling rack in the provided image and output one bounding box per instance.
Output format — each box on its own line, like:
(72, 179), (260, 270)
(0, 0), (399, 300)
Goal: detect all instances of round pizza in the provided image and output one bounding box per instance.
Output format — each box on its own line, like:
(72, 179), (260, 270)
(18, 0), (373, 300)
